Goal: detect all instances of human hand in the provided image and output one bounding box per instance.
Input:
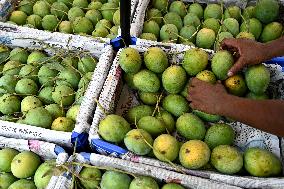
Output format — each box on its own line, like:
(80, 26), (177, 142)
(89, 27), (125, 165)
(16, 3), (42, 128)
(221, 38), (265, 77)
(187, 78), (229, 115)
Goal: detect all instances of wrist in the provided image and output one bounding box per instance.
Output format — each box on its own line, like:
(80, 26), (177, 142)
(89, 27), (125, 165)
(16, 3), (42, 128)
(214, 94), (236, 116)
(256, 42), (269, 62)
(259, 41), (282, 62)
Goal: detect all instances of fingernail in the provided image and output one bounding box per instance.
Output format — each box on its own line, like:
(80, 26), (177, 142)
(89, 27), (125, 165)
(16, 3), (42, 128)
(228, 71), (233, 77)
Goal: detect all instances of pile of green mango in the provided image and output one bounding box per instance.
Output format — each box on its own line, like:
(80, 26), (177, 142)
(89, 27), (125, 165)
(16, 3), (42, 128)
(0, 146), (186, 189)
(78, 167), (186, 189)
(97, 46), (282, 177)
(140, 0), (283, 50)
(0, 148), (56, 189)
(8, 0), (120, 39)
(0, 45), (97, 132)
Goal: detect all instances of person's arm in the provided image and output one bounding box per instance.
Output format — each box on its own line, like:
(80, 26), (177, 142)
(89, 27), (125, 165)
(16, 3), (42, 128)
(221, 96), (284, 136)
(188, 78), (284, 136)
(264, 37), (284, 59)
(221, 37), (284, 76)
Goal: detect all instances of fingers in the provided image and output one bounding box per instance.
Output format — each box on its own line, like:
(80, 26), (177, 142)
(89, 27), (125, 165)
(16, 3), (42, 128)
(189, 78), (215, 99)
(221, 38), (239, 50)
(187, 85), (199, 102)
(187, 94), (192, 102)
(187, 86), (195, 100)
(221, 39), (243, 58)
(189, 78), (200, 87)
(228, 58), (245, 77)
(189, 101), (207, 113)
(189, 102), (197, 110)
(190, 78), (211, 87)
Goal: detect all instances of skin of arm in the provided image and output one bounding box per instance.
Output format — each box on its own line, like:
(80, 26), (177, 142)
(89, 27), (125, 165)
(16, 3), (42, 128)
(188, 78), (284, 136)
(263, 36), (284, 59)
(221, 37), (284, 76)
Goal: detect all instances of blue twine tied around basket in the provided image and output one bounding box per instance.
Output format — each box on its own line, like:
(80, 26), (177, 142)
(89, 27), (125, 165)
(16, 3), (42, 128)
(110, 36), (137, 51)
(266, 57), (284, 72)
(71, 132), (89, 152)
(91, 139), (128, 157)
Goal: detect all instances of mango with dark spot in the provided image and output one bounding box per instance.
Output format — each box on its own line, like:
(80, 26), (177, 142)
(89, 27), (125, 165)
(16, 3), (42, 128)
(196, 70), (216, 84)
(153, 134), (179, 161)
(124, 129), (153, 155)
(225, 74), (247, 97)
(51, 117), (74, 132)
(211, 145), (243, 174)
(11, 151), (41, 179)
(179, 140), (210, 169)
(244, 147), (282, 177)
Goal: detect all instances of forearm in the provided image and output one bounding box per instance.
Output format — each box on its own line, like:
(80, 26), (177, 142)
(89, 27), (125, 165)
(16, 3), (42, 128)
(261, 37), (284, 61)
(217, 95), (284, 136)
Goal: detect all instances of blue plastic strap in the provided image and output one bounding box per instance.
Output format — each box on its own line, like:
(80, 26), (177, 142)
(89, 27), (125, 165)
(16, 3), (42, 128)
(91, 139), (128, 157)
(266, 57), (284, 65)
(110, 36), (137, 50)
(71, 132), (89, 151)
(54, 145), (65, 155)
(110, 36), (123, 51)
(63, 172), (72, 180)
(80, 152), (91, 161)
(131, 37), (137, 45)
(265, 56), (284, 72)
